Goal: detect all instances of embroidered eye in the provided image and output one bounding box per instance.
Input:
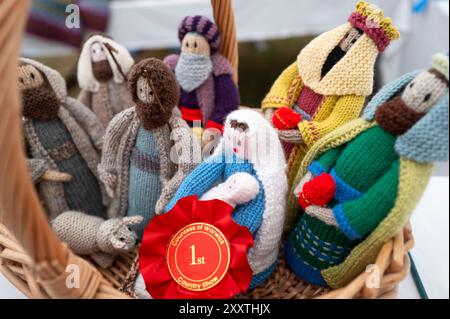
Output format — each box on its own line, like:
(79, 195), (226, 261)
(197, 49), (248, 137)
(93, 49), (96, 54)
(19, 77), (24, 84)
(409, 82), (414, 88)
(237, 140), (242, 146)
(186, 42), (189, 48)
(194, 41), (198, 48)
(423, 93), (431, 102)
(351, 38), (357, 44)
(119, 237), (125, 242)
(30, 73), (35, 80)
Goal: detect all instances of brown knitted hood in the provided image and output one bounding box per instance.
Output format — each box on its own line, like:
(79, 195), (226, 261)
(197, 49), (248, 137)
(19, 57), (67, 101)
(128, 58), (180, 130)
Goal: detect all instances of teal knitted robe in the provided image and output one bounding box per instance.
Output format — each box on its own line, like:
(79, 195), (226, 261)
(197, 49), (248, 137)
(127, 127), (162, 239)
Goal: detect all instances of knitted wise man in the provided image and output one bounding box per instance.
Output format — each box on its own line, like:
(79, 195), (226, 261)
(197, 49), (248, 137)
(98, 58), (200, 239)
(165, 109), (287, 289)
(261, 1), (400, 230)
(77, 34), (134, 128)
(285, 53), (449, 287)
(19, 58), (107, 220)
(164, 15), (240, 142)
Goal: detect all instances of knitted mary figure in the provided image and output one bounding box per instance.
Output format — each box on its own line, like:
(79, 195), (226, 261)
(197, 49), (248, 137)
(261, 1), (400, 230)
(77, 34), (134, 128)
(165, 109), (287, 288)
(285, 53), (449, 288)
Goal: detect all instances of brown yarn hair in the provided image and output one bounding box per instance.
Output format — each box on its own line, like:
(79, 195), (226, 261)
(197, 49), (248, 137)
(128, 58), (179, 130)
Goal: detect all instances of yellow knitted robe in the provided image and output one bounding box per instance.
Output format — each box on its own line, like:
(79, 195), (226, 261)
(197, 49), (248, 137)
(262, 23), (381, 231)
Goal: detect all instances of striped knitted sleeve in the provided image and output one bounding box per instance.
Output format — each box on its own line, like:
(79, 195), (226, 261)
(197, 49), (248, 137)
(164, 155), (226, 213)
(298, 95), (365, 148)
(261, 62), (302, 109)
(333, 160), (400, 240)
(308, 146), (344, 177)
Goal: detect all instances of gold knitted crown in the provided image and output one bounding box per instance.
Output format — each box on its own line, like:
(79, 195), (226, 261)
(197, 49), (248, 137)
(355, 1), (400, 41)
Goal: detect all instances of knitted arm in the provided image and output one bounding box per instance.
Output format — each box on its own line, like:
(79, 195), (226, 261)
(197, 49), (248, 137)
(261, 62), (302, 109)
(155, 112), (202, 214)
(308, 146), (344, 177)
(164, 155), (226, 213)
(298, 95), (365, 147)
(333, 160), (400, 240)
(77, 89), (92, 109)
(26, 159), (49, 183)
(98, 108), (135, 198)
(65, 97), (105, 152)
(206, 74), (240, 132)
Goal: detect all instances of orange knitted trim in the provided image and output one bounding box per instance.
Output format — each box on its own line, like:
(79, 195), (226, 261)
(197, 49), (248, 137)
(300, 192), (326, 208)
(287, 74), (302, 105)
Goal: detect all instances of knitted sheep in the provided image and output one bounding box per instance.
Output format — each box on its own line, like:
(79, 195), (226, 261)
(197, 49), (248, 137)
(51, 211), (143, 268)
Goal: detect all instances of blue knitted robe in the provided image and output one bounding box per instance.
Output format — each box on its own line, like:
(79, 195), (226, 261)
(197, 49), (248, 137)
(165, 153), (267, 287)
(127, 128), (162, 239)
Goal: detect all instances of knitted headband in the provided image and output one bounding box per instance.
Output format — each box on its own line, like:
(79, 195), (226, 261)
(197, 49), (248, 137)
(178, 15), (220, 53)
(431, 53), (449, 81)
(348, 1), (400, 52)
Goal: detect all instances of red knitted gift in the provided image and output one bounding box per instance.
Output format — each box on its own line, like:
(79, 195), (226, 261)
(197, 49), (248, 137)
(298, 173), (335, 209)
(272, 107), (302, 130)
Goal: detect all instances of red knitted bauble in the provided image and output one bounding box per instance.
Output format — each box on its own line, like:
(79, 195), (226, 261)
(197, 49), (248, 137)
(272, 107), (302, 130)
(298, 173), (336, 210)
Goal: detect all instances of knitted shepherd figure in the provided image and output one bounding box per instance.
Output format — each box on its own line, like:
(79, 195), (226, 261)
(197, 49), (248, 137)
(98, 58), (200, 239)
(19, 58), (107, 220)
(77, 34), (134, 128)
(261, 1), (400, 231)
(165, 109), (287, 288)
(285, 53), (449, 288)
(164, 15), (240, 142)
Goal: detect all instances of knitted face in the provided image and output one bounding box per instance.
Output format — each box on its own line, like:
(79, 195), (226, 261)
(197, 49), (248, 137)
(376, 69), (449, 135)
(224, 120), (250, 160)
(18, 64), (60, 121)
(181, 32), (211, 56)
(90, 42), (113, 82)
(129, 58), (179, 130)
(321, 27), (363, 78)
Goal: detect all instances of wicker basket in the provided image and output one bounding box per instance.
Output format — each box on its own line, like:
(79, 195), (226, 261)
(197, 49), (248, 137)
(0, 0), (413, 299)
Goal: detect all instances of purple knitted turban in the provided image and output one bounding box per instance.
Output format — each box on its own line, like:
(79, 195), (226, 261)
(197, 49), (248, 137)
(178, 15), (220, 53)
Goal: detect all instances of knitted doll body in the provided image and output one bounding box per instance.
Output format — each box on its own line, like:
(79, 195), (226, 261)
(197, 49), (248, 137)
(77, 34), (134, 128)
(98, 58), (199, 237)
(18, 58), (107, 220)
(164, 16), (239, 139)
(286, 53), (449, 287)
(261, 1), (400, 231)
(166, 109), (287, 288)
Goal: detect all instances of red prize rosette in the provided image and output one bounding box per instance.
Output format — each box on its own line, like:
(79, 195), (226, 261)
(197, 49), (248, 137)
(139, 195), (254, 299)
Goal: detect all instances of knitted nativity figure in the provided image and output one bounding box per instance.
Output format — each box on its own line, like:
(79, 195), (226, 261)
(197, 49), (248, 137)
(77, 34), (134, 128)
(285, 53), (449, 288)
(165, 109), (288, 289)
(19, 58), (107, 220)
(164, 15), (239, 143)
(98, 58), (200, 239)
(261, 1), (400, 230)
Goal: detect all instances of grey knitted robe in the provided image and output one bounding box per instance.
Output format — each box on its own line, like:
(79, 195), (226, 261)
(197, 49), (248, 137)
(98, 107), (200, 220)
(21, 58), (108, 220)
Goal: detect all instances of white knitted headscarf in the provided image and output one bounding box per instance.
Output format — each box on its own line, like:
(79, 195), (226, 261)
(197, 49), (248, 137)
(77, 35), (134, 93)
(214, 109), (288, 275)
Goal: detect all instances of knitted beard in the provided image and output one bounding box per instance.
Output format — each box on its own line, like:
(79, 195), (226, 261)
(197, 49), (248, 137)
(92, 59), (113, 83)
(135, 99), (174, 131)
(22, 84), (60, 121)
(375, 96), (425, 136)
(175, 53), (212, 92)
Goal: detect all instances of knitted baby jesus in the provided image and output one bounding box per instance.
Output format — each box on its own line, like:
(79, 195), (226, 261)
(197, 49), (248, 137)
(200, 172), (260, 207)
(285, 53), (449, 287)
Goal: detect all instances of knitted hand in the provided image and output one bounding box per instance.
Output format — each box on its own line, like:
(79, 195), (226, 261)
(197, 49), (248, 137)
(293, 171), (313, 196)
(41, 169), (73, 182)
(272, 107), (302, 130)
(155, 183), (177, 215)
(263, 108), (275, 124)
(305, 206), (337, 227)
(98, 167), (117, 198)
(201, 172), (260, 207)
(298, 173), (335, 210)
(278, 129), (303, 144)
